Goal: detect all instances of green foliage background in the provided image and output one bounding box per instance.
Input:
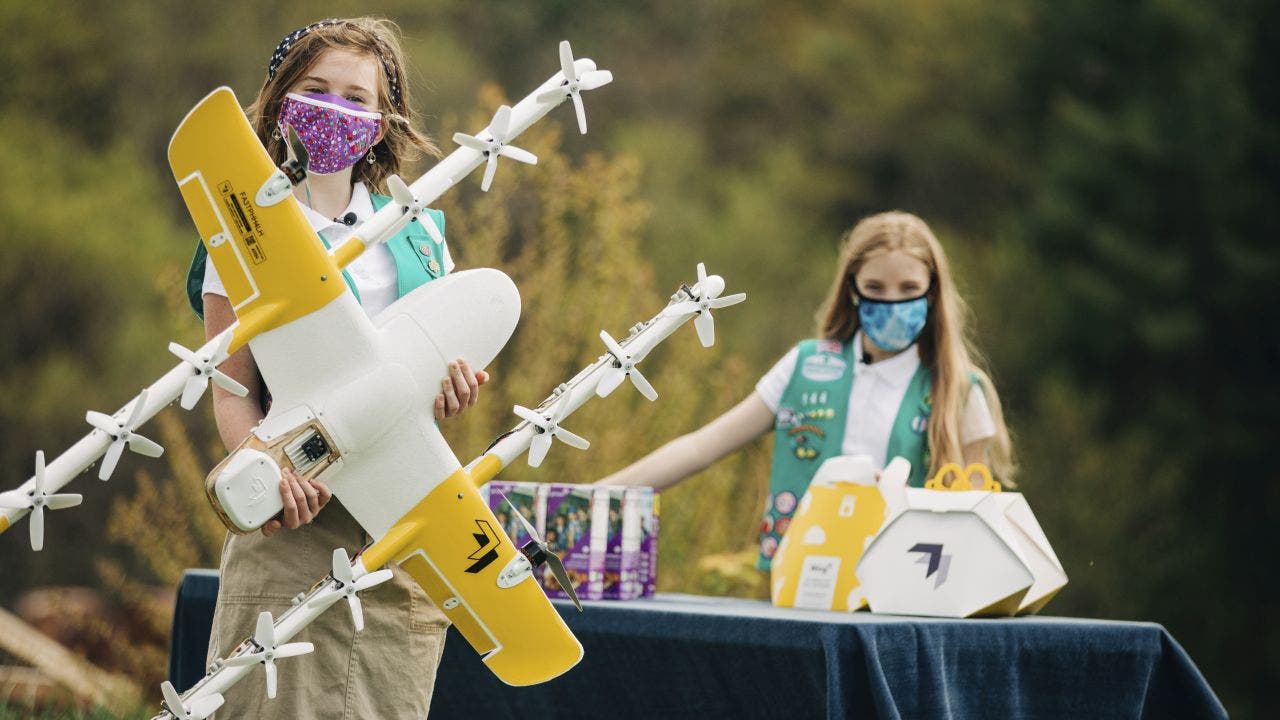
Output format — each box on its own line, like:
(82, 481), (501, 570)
(0, 1), (1275, 717)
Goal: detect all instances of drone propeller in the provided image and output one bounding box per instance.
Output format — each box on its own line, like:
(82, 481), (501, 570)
(661, 262), (747, 347)
(498, 492), (582, 612)
(453, 105), (538, 192)
(0, 451), (82, 552)
(224, 611), (314, 699)
(85, 389), (164, 481)
(536, 40), (614, 134)
(596, 330), (658, 401)
(306, 548), (394, 632)
(285, 124), (309, 171)
(386, 174), (445, 246)
(513, 401), (590, 468)
(170, 332), (249, 410)
(160, 680), (223, 720)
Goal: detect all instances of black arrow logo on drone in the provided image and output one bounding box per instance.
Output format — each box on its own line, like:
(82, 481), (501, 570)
(465, 519), (501, 574)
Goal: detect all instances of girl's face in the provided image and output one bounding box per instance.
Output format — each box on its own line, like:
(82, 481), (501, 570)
(851, 250), (931, 302)
(291, 48), (383, 113)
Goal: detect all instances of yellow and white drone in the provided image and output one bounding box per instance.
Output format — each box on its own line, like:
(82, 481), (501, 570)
(0, 41), (745, 720)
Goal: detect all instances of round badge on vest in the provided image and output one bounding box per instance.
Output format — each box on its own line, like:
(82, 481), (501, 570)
(774, 491), (797, 515)
(760, 535), (779, 558)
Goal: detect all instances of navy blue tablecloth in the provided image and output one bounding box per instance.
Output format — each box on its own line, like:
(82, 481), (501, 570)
(170, 571), (1225, 719)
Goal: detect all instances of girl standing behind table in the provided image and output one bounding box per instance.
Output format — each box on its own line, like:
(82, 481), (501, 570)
(599, 211), (1013, 569)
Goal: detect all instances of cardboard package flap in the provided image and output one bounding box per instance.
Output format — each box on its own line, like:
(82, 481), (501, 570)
(856, 463), (1067, 618)
(770, 455), (888, 611)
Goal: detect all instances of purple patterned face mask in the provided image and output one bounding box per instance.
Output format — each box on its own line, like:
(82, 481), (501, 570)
(278, 93), (382, 175)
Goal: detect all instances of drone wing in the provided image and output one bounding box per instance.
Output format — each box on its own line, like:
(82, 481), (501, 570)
(168, 86), (345, 352)
(352, 443), (584, 686)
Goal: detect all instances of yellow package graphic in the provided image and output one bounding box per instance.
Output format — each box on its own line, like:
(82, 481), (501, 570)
(770, 456), (888, 611)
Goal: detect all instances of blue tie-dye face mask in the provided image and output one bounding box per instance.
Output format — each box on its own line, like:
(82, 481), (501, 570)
(858, 293), (929, 353)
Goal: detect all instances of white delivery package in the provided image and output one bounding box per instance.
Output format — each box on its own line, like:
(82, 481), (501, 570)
(856, 462), (1067, 618)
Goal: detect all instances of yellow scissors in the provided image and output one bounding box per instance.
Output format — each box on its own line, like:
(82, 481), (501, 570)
(924, 462), (1002, 492)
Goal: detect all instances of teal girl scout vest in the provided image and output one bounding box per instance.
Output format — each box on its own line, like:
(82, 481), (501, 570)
(185, 193), (447, 318)
(758, 338), (932, 570)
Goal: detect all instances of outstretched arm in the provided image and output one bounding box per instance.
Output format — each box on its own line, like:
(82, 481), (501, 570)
(597, 392), (774, 491)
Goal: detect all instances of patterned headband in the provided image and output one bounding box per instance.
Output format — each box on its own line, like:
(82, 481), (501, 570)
(266, 19), (402, 110)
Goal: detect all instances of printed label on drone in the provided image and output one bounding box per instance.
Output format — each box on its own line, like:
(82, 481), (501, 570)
(218, 180), (268, 264)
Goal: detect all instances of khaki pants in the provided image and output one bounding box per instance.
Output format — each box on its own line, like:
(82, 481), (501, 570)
(206, 503), (449, 719)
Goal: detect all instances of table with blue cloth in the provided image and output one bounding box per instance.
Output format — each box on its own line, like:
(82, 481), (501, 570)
(169, 571), (1225, 719)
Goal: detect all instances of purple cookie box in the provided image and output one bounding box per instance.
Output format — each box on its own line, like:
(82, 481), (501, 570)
(543, 483), (601, 601)
(634, 487), (659, 598)
(486, 480), (543, 549)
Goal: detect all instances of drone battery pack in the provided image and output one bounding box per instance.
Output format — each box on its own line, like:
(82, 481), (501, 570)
(207, 449), (284, 533)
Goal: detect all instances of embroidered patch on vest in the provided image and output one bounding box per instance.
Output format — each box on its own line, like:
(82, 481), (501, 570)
(911, 414), (928, 434)
(788, 424), (824, 459)
(800, 353), (847, 382)
(776, 406), (802, 429)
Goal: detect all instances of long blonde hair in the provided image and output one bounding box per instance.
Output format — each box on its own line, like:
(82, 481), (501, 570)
(245, 17), (440, 194)
(815, 211), (1015, 483)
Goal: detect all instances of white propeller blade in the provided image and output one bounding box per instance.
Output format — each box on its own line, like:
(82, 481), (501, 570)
(224, 611), (314, 699)
(536, 40), (614, 133)
(497, 492), (582, 611)
(85, 389), (164, 480)
(387, 174), (445, 246)
(489, 106), (539, 165)
(161, 680), (223, 720)
(452, 104), (538, 192)
(513, 402), (590, 468)
(660, 262), (748, 347)
(0, 452), (83, 552)
(307, 548), (394, 632)
(170, 332), (248, 410)
(596, 330), (658, 401)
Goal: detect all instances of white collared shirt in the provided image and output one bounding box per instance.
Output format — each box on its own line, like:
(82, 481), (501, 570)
(202, 183), (454, 318)
(755, 331), (996, 469)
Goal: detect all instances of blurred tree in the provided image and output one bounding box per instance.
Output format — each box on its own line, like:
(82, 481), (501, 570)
(0, 116), (195, 602)
(986, 1), (1280, 716)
